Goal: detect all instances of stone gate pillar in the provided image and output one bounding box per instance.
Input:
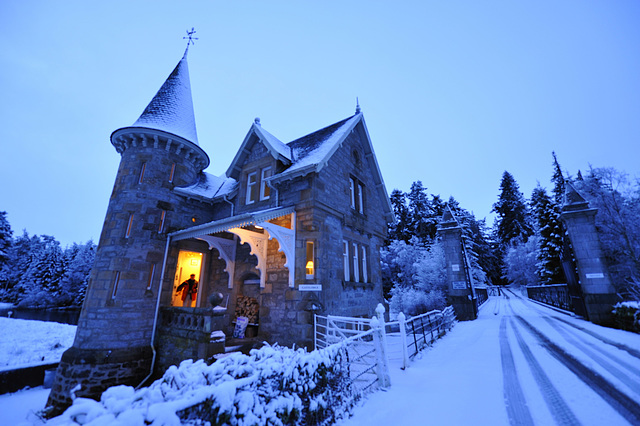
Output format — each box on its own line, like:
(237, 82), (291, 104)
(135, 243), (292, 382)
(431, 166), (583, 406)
(560, 183), (617, 325)
(438, 207), (477, 320)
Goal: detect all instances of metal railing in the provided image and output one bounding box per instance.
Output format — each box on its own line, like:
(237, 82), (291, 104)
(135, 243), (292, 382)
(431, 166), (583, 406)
(314, 304), (456, 394)
(526, 284), (573, 311)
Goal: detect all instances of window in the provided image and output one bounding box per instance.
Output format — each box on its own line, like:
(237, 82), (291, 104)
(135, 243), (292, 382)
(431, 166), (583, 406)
(138, 162), (146, 184)
(111, 271), (121, 299)
(352, 242), (359, 282)
(169, 163), (176, 183)
(344, 241), (369, 283)
(343, 241), (350, 281)
(350, 178), (356, 210)
(306, 241), (315, 279)
(361, 245), (368, 283)
(260, 167), (272, 200)
(349, 177), (365, 213)
(125, 213), (134, 238)
(246, 172), (258, 204)
(158, 210), (166, 232)
(146, 264), (156, 291)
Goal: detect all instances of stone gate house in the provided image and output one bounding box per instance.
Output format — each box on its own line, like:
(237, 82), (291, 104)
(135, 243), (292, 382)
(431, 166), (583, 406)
(47, 50), (393, 412)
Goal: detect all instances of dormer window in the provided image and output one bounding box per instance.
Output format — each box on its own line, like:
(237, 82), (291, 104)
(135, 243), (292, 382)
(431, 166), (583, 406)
(246, 172), (258, 204)
(260, 167), (272, 200)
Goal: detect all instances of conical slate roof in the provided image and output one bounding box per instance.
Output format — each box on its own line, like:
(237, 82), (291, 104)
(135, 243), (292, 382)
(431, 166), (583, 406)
(132, 52), (199, 144)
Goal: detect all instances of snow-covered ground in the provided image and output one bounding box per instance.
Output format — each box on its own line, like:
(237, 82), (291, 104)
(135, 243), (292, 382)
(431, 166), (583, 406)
(0, 317), (76, 371)
(0, 314), (76, 426)
(341, 291), (640, 426)
(2, 294), (640, 425)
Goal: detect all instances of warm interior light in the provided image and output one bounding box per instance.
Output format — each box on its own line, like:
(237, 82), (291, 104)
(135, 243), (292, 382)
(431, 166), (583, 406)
(306, 261), (314, 275)
(254, 225), (263, 229)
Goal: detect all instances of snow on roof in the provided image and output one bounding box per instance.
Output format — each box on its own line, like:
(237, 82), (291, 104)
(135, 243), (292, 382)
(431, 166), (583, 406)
(132, 52), (199, 145)
(278, 114), (361, 179)
(253, 124), (291, 162)
(175, 172), (237, 200)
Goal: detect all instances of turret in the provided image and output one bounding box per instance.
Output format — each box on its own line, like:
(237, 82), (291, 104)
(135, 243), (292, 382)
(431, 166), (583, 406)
(46, 50), (207, 415)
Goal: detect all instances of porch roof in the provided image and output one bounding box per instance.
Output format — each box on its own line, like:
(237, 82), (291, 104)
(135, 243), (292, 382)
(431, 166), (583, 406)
(169, 206), (295, 241)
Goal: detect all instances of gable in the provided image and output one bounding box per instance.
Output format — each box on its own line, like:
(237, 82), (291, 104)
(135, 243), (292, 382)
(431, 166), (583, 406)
(226, 123), (291, 180)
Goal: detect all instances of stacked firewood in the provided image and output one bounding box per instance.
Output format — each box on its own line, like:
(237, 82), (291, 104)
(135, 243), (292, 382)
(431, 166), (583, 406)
(235, 295), (259, 324)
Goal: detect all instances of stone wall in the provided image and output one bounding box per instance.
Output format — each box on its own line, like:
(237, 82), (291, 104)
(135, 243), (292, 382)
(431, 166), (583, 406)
(45, 346), (152, 417)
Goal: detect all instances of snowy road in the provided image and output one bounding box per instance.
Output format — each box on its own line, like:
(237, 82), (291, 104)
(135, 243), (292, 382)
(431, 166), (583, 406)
(342, 291), (640, 426)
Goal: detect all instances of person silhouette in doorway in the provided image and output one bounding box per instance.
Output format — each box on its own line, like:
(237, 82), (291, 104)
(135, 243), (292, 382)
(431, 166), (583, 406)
(177, 274), (198, 307)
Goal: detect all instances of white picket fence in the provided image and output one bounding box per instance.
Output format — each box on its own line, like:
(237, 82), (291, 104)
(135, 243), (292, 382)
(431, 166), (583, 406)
(314, 304), (456, 395)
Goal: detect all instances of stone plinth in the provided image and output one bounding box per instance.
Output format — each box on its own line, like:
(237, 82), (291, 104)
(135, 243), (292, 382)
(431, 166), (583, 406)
(438, 207), (477, 321)
(560, 183), (617, 325)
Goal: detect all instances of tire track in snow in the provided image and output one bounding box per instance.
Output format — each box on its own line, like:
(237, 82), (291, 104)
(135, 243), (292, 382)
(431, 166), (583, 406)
(499, 316), (535, 426)
(512, 311), (640, 425)
(506, 288), (640, 360)
(548, 316), (640, 360)
(508, 317), (581, 426)
(542, 317), (640, 395)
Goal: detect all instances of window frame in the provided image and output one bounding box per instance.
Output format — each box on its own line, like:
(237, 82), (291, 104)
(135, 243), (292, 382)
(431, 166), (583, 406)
(260, 167), (272, 201)
(352, 242), (359, 282)
(138, 162), (146, 184)
(343, 240), (350, 281)
(246, 171), (258, 204)
(125, 213), (134, 238)
(305, 241), (315, 280)
(169, 163), (176, 183)
(361, 245), (368, 283)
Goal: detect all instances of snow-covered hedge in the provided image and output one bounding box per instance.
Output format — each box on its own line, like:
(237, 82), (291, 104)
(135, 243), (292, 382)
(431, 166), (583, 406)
(612, 301), (640, 333)
(50, 343), (355, 426)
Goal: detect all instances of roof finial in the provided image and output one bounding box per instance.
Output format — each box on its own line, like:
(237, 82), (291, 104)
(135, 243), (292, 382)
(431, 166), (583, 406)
(355, 97), (361, 114)
(183, 27), (198, 54)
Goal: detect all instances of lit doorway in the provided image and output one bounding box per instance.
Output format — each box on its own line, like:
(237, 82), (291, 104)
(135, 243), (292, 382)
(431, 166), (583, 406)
(172, 250), (204, 307)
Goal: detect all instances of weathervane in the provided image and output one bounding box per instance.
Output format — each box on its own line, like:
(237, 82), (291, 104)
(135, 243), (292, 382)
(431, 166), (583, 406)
(183, 27), (198, 52)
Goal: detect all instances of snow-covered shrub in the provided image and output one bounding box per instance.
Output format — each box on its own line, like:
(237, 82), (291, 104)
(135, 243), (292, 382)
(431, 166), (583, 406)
(612, 301), (640, 333)
(51, 343), (355, 426)
(383, 238), (448, 317)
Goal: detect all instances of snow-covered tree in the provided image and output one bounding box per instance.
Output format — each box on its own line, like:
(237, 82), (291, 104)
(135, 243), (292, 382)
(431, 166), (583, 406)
(405, 181), (444, 245)
(388, 189), (411, 243)
(19, 235), (66, 307)
(492, 171), (534, 250)
(503, 237), (540, 287)
(0, 211), (12, 268)
(530, 186), (565, 285)
(60, 240), (96, 305)
(551, 151), (566, 205)
(382, 238), (448, 316)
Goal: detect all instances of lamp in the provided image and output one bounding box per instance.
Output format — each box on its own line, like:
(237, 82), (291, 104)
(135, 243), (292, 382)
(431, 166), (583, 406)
(306, 260), (314, 276)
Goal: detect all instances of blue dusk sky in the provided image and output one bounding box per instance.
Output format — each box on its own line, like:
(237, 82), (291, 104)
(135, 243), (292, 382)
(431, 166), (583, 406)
(1, 1), (639, 247)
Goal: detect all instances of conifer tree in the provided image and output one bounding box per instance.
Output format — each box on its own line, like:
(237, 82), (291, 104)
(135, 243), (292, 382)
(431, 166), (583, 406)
(551, 151), (565, 205)
(60, 240), (96, 305)
(531, 186), (565, 285)
(492, 171), (534, 250)
(20, 235), (66, 307)
(388, 189), (410, 243)
(0, 211), (12, 269)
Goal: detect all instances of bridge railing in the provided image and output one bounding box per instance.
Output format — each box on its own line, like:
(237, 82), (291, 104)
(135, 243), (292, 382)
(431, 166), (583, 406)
(526, 284), (573, 312)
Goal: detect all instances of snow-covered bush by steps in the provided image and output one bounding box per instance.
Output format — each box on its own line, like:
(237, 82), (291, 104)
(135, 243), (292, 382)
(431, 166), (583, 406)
(612, 301), (640, 333)
(50, 343), (355, 426)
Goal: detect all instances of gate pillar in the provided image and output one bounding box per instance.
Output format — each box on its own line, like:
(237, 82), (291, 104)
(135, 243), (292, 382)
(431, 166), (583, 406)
(437, 206), (477, 320)
(560, 183), (617, 325)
